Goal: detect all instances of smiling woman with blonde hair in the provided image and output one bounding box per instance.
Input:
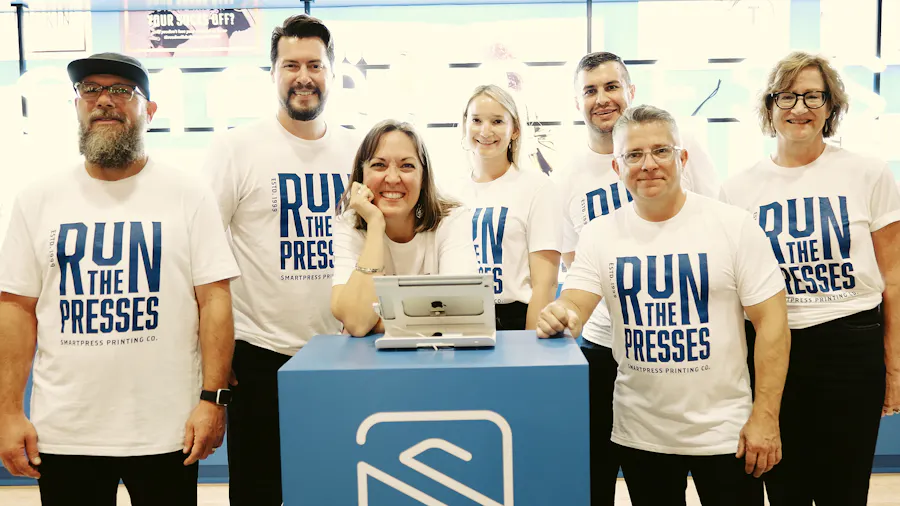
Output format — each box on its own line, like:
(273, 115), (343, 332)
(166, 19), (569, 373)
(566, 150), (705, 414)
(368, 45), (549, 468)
(721, 51), (900, 505)
(458, 84), (563, 331)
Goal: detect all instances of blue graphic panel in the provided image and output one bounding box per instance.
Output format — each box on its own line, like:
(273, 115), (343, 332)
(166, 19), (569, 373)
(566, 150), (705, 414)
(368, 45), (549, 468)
(279, 331), (589, 506)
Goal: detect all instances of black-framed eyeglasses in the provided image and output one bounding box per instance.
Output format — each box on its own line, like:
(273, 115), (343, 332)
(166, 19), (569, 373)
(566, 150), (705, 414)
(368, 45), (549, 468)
(769, 91), (829, 110)
(616, 145), (683, 168)
(74, 82), (145, 102)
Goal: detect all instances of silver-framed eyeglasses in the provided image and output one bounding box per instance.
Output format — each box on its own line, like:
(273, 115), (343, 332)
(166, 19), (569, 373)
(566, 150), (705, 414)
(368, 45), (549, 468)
(769, 90), (829, 110)
(617, 145), (682, 168)
(74, 82), (145, 102)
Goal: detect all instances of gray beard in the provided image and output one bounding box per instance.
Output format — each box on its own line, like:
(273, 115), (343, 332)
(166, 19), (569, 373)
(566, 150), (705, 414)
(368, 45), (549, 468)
(78, 117), (145, 169)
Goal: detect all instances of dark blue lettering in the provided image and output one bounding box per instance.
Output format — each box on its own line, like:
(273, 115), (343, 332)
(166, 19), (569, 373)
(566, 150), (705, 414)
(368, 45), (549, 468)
(632, 329), (645, 362)
(305, 174), (330, 213)
(115, 298), (131, 332)
(671, 329), (685, 362)
(820, 196), (851, 260)
(58, 223), (88, 296)
(645, 329), (657, 363)
(686, 328), (699, 361)
(59, 300), (70, 333)
(92, 222), (124, 266)
(70, 299), (84, 333)
(129, 222), (161, 294)
(146, 297), (159, 330)
(800, 265), (818, 294)
(678, 253), (709, 324)
(758, 202), (785, 263)
(132, 297), (146, 332)
(99, 299), (114, 333)
(787, 198), (815, 239)
(586, 183), (632, 221)
(279, 174), (303, 238)
(624, 328), (632, 359)
(475, 207), (508, 265)
(657, 330), (671, 362)
(699, 327), (710, 360)
(616, 256), (642, 325)
(86, 299), (98, 334)
(842, 263), (855, 289)
(815, 263), (830, 292)
(648, 255), (674, 299)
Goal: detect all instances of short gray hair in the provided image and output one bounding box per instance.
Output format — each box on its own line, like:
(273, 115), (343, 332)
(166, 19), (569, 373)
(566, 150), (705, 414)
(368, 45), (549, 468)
(612, 104), (682, 153)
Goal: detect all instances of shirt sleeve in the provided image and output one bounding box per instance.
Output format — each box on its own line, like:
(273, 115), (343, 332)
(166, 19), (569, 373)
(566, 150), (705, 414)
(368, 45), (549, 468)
(0, 196), (43, 298)
(868, 162), (900, 232)
(332, 215), (365, 286)
(526, 178), (564, 253)
(200, 132), (243, 229)
(734, 212), (785, 307)
(437, 207), (480, 275)
(553, 172), (579, 253)
(560, 223), (604, 297)
(190, 189), (241, 287)
(718, 184), (732, 205)
(681, 134), (721, 199)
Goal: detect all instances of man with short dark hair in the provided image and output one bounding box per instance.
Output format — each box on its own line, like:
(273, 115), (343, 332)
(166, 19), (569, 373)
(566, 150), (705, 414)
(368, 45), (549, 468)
(554, 52), (722, 505)
(0, 52), (239, 506)
(201, 14), (359, 506)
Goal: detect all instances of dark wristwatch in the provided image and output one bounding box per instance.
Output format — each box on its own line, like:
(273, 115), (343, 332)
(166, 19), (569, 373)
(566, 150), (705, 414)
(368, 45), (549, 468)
(200, 389), (232, 407)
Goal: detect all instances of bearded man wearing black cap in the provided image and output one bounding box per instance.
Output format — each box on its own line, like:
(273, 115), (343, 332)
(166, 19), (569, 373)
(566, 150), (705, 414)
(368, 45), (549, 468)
(0, 52), (240, 506)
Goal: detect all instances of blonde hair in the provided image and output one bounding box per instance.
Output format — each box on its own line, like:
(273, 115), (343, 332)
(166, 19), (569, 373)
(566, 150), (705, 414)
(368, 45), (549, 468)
(462, 84), (522, 166)
(758, 51), (849, 138)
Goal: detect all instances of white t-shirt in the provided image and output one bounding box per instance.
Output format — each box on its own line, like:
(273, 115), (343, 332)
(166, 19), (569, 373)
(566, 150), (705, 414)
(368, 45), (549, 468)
(721, 145), (900, 329)
(332, 207), (480, 285)
(564, 193), (784, 455)
(557, 134), (720, 347)
(202, 116), (360, 355)
(462, 168), (563, 304)
(0, 161), (240, 457)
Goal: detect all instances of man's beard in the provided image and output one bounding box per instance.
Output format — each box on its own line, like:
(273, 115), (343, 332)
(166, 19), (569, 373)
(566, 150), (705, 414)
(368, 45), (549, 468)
(586, 114), (614, 136)
(282, 85), (327, 121)
(78, 111), (145, 169)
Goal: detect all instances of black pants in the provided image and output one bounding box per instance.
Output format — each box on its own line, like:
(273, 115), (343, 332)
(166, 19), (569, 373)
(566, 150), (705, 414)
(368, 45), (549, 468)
(746, 306), (886, 506)
(495, 301), (528, 331)
(226, 339), (292, 506)
(580, 340), (619, 506)
(37, 451), (198, 506)
(618, 445), (764, 506)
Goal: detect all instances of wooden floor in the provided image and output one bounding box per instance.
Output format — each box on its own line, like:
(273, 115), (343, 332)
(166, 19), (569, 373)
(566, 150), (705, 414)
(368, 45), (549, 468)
(1, 476), (899, 505)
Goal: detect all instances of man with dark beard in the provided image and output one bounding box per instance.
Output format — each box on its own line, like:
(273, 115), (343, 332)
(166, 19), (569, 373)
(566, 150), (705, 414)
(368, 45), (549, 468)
(200, 15), (359, 506)
(0, 53), (240, 506)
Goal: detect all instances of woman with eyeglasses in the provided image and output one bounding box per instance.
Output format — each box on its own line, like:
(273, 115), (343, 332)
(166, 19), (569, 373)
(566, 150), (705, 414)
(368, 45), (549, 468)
(721, 51), (900, 505)
(459, 85), (563, 331)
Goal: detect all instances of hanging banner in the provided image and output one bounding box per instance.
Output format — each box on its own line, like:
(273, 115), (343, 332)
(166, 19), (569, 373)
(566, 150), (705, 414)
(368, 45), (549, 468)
(122, 9), (262, 57)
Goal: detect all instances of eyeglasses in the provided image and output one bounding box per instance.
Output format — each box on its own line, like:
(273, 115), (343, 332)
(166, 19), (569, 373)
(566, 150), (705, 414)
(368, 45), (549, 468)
(616, 146), (682, 168)
(769, 91), (829, 110)
(74, 82), (145, 102)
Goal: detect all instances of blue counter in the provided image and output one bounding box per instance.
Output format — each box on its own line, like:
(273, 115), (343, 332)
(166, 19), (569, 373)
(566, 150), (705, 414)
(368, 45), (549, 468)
(4, 337), (900, 487)
(277, 331), (590, 506)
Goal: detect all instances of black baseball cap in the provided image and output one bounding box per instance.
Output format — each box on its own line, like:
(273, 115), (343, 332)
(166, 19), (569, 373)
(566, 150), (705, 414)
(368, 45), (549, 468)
(67, 52), (152, 100)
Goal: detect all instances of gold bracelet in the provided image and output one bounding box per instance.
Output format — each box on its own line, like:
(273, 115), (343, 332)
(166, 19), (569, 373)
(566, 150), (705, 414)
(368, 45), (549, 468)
(355, 264), (384, 274)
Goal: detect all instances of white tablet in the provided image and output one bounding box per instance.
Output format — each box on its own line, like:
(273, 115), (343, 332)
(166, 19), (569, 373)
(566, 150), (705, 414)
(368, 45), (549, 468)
(373, 274), (496, 350)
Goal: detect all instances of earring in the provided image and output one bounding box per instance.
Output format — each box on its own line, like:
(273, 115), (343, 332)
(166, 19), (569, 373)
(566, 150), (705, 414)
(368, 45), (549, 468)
(415, 205), (424, 219)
